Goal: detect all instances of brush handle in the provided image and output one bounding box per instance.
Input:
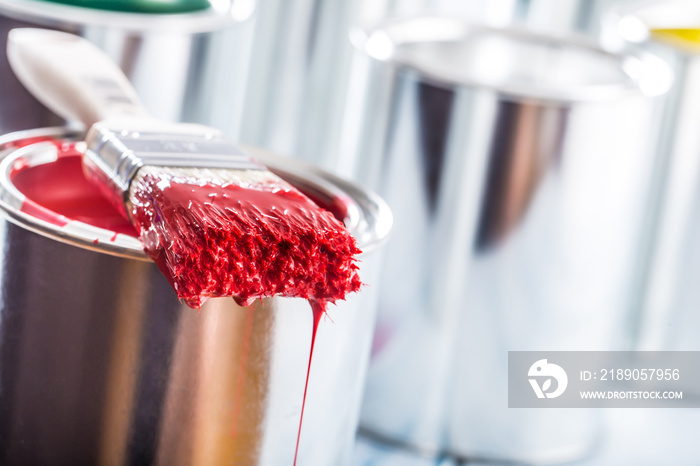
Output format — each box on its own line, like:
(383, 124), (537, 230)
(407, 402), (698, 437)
(7, 28), (151, 127)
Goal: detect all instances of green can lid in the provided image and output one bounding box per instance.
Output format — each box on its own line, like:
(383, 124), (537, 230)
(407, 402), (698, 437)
(36, 0), (212, 14)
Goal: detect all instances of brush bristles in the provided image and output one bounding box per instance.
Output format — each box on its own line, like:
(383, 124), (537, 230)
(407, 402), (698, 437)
(126, 165), (362, 309)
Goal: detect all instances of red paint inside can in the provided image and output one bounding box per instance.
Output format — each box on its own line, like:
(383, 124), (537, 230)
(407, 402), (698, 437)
(10, 142), (138, 237)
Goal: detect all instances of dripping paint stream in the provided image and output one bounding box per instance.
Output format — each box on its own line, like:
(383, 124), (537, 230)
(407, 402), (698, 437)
(294, 301), (325, 465)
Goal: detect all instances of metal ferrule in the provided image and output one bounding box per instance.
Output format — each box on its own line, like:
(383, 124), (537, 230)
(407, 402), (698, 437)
(83, 121), (264, 217)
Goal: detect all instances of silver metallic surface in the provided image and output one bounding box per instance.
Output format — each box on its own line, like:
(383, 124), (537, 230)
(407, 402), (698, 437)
(227, 0), (367, 173)
(0, 0), (253, 133)
(227, 0), (620, 178)
(0, 127), (391, 466)
(602, 1), (700, 353)
(349, 17), (671, 464)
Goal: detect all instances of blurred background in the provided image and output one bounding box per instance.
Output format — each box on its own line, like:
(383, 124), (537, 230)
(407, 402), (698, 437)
(2, 0), (700, 464)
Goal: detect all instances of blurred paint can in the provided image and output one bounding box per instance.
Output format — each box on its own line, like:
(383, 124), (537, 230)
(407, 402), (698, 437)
(603, 1), (700, 352)
(349, 17), (672, 463)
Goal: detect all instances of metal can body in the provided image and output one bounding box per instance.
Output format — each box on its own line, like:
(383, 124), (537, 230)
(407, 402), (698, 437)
(0, 0), (253, 133)
(349, 18), (672, 463)
(0, 128), (391, 466)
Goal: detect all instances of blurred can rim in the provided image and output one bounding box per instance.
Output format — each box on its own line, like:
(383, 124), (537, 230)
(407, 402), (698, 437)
(351, 16), (674, 105)
(606, 0), (700, 55)
(610, 0), (700, 35)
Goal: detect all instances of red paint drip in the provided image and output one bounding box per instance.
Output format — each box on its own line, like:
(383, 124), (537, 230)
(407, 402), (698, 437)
(129, 172), (362, 308)
(294, 301), (324, 466)
(10, 148), (138, 236)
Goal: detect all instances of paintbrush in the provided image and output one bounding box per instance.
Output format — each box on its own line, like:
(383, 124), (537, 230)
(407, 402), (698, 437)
(8, 28), (362, 309)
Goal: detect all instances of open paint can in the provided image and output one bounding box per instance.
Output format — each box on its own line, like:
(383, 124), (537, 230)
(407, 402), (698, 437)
(0, 127), (391, 465)
(0, 0), (253, 134)
(349, 17), (672, 464)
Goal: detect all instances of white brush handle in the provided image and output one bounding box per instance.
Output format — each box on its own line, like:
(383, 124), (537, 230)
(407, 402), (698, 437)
(7, 28), (151, 127)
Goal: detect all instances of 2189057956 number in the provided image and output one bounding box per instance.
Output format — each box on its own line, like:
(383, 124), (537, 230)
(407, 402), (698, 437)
(600, 368), (680, 381)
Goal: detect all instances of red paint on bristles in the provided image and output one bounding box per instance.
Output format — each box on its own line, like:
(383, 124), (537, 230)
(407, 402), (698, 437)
(128, 170), (362, 309)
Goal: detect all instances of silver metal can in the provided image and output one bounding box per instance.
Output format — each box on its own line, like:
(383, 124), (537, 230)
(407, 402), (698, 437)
(348, 17), (672, 464)
(602, 0), (700, 353)
(0, 127), (391, 466)
(0, 0), (253, 133)
(230, 0), (361, 172)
